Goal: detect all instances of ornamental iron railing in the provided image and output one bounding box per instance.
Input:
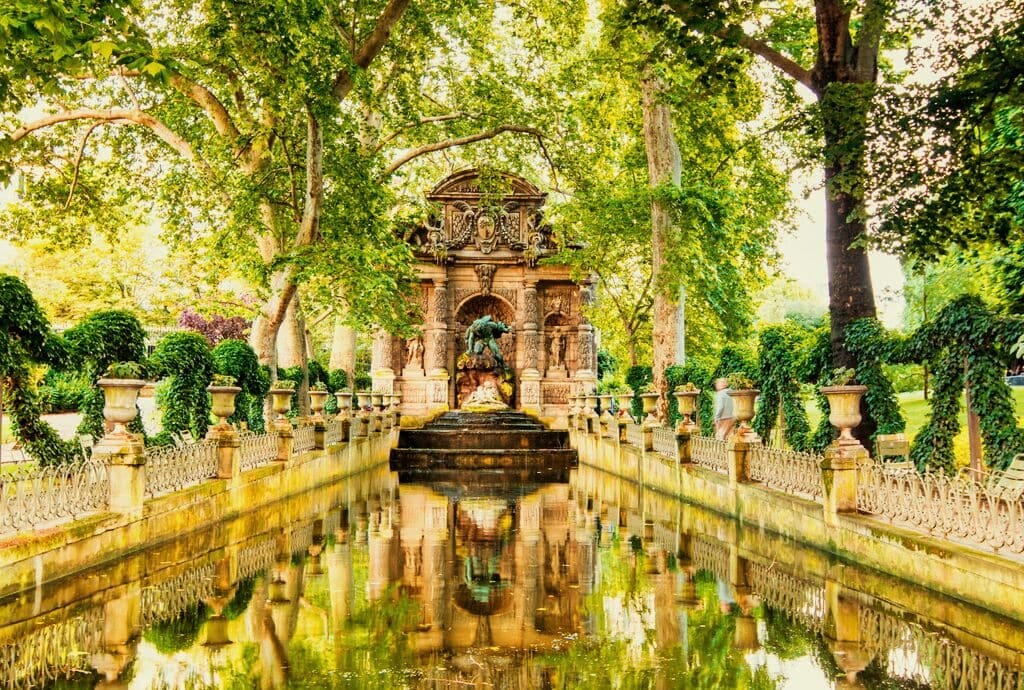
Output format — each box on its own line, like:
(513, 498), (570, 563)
(144, 440), (218, 498)
(0, 606), (105, 690)
(691, 435), (729, 475)
(292, 425), (316, 455)
(0, 460), (109, 535)
(858, 604), (1024, 690)
(652, 427), (679, 461)
(745, 560), (826, 633)
(237, 536), (278, 580)
(858, 461), (1024, 554)
(691, 535), (730, 581)
(324, 419), (345, 447)
(140, 562), (218, 627)
(240, 431), (278, 471)
(625, 424), (645, 448)
(747, 444), (824, 501)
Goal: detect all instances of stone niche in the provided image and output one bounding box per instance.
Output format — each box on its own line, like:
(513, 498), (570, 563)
(375, 169), (596, 426)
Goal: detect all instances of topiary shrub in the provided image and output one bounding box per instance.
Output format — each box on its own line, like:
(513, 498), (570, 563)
(625, 365), (653, 419)
(212, 339), (268, 432)
(39, 369), (91, 413)
(752, 325), (813, 451)
(0, 274), (79, 464)
(148, 332), (214, 443)
(665, 359), (715, 435)
(63, 310), (147, 440)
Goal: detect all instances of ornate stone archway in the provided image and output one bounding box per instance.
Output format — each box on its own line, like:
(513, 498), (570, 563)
(375, 169), (596, 425)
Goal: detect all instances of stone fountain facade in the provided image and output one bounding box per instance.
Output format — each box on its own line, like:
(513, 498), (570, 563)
(372, 169), (595, 425)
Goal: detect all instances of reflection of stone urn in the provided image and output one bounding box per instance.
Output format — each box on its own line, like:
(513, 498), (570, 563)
(728, 389), (760, 440)
(98, 378), (146, 435)
(208, 385), (241, 429)
(821, 385), (868, 448)
(673, 389), (700, 432)
(639, 392), (660, 427)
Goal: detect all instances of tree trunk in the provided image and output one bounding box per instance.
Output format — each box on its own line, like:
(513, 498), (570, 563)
(641, 68), (682, 415)
(330, 313), (358, 387)
(279, 292), (306, 368)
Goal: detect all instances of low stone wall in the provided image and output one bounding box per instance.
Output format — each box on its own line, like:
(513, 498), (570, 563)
(0, 421), (395, 599)
(570, 421), (1024, 624)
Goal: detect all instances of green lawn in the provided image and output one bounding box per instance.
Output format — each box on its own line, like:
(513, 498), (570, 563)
(806, 386), (1024, 467)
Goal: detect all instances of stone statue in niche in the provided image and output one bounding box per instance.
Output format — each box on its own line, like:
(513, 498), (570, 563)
(464, 315), (511, 367)
(405, 336), (424, 374)
(547, 328), (566, 377)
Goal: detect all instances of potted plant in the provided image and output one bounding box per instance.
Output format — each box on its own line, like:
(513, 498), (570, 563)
(726, 373), (759, 437)
(820, 368), (868, 448)
(98, 362), (147, 434)
(269, 379), (296, 421)
(208, 374), (241, 428)
(308, 381), (329, 419)
(637, 383), (660, 426)
(673, 382), (701, 432)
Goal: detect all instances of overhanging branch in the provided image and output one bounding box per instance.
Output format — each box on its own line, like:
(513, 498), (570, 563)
(382, 125), (546, 177)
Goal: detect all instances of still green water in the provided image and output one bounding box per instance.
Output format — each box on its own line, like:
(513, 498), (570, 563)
(2, 464), (1023, 689)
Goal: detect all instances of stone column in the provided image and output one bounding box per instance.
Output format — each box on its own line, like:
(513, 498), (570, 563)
(520, 280), (542, 413)
(91, 581), (141, 689)
(206, 424), (240, 480)
(371, 330), (395, 396)
(574, 281), (598, 395)
(427, 278), (450, 411)
(93, 433), (146, 517)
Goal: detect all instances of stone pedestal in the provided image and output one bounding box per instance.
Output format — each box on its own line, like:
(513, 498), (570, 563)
(821, 443), (868, 526)
(93, 433), (146, 516)
(519, 370), (542, 414)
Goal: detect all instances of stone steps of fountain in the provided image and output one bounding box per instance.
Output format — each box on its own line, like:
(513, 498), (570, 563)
(390, 409), (577, 480)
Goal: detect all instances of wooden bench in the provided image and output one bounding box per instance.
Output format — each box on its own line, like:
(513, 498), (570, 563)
(874, 433), (915, 473)
(960, 454), (1024, 500)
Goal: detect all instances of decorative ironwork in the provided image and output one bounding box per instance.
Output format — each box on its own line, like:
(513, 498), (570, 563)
(691, 535), (729, 581)
(145, 440), (218, 498)
(652, 427), (679, 462)
(292, 425), (316, 455)
(625, 424), (645, 448)
(237, 536), (277, 579)
(858, 461), (1024, 554)
(859, 605), (1024, 690)
(240, 431), (278, 471)
(747, 444), (824, 501)
(745, 560), (826, 632)
(0, 459), (109, 534)
(691, 435), (729, 475)
(0, 606), (105, 690)
(290, 522), (315, 555)
(141, 562), (217, 626)
(324, 420), (344, 447)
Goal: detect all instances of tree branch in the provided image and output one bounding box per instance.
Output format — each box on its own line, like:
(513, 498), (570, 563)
(294, 107), (324, 249)
(375, 112), (470, 151)
(382, 124), (546, 177)
(62, 121), (103, 210)
(10, 108), (217, 180)
(169, 74), (242, 141)
(722, 28), (815, 91)
(332, 0), (413, 100)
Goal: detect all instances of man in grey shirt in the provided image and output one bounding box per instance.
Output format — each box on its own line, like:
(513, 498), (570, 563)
(713, 377), (735, 440)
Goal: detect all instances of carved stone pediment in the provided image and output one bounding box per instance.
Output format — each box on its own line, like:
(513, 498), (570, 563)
(414, 169), (554, 265)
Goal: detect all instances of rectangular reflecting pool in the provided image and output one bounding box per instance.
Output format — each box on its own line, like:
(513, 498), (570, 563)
(2, 463), (1023, 689)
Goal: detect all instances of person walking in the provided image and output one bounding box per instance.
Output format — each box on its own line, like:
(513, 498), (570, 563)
(713, 377), (736, 440)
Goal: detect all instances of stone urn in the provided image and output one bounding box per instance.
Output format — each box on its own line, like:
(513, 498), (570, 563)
(598, 394), (615, 423)
(356, 391), (373, 418)
(568, 394), (580, 417)
(584, 391), (599, 418)
(821, 384), (869, 448)
(203, 614), (232, 648)
(728, 389), (760, 439)
(98, 378), (146, 435)
(616, 392), (634, 421)
(309, 389), (329, 421)
(268, 388), (294, 422)
(673, 388), (700, 432)
(371, 392), (384, 413)
(638, 392), (660, 427)
(334, 390), (352, 419)
(207, 385), (241, 429)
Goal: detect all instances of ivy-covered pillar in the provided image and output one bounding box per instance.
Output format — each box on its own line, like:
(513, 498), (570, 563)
(520, 280), (542, 414)
(427, 278), (450, 412)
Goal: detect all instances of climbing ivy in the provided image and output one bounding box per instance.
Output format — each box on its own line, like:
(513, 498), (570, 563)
(625, 365), (653, 419)
(0, 274), (78, 465)
(63, 310), (147, 440)
(751, 326), (813, 451)
(843, 319), (907, 437)
(148, 332), (214, 445)
(211, 339), (268, 432)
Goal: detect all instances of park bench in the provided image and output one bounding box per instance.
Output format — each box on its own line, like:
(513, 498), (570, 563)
(959, 454), (1024, 500)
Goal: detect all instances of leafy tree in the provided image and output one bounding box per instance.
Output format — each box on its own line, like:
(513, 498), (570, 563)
(179, 309), (250, 346)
